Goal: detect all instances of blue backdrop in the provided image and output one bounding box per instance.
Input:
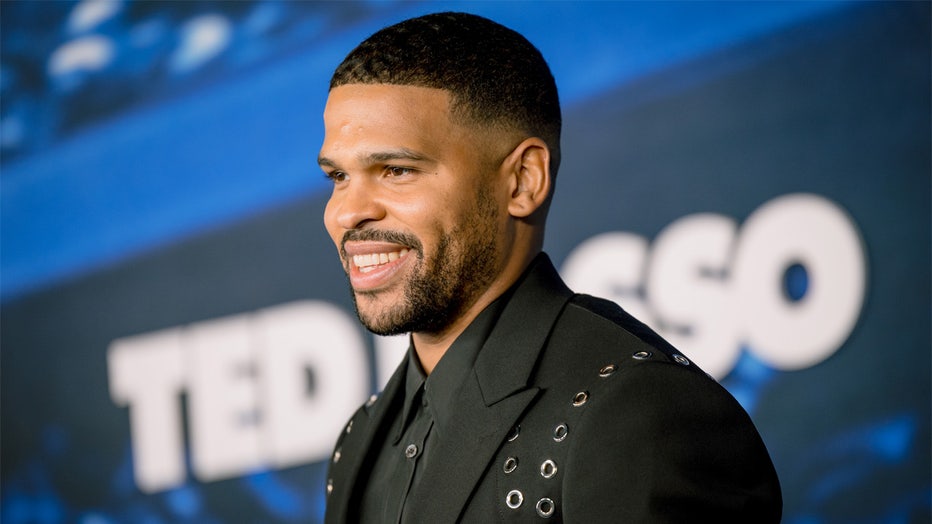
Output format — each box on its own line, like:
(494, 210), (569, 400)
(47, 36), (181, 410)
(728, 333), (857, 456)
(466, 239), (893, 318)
(2, 1), (929, 523)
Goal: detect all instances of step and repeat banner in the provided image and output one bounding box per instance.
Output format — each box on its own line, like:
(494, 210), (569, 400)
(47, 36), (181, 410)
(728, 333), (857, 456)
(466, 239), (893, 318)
(2, 2), (929, 523)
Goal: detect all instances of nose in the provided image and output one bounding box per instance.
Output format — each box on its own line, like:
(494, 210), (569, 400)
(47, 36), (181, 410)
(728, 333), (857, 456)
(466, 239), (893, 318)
(327, 178), (385, 231)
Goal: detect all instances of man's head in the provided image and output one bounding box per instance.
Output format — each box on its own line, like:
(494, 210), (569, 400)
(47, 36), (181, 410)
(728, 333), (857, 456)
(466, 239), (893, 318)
(330, 11), (561, 175)
(320, 13), (561, 340)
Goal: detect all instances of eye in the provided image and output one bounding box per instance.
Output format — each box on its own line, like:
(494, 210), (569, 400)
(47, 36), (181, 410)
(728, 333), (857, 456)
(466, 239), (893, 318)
(386, 166), (415, 178)
(325, 170), (348, 183)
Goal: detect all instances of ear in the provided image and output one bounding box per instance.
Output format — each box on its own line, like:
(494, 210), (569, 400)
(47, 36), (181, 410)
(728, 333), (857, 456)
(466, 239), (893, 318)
(503, 137), (552, 219)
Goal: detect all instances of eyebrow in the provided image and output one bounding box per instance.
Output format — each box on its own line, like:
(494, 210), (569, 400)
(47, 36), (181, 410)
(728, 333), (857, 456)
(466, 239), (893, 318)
(318, 147), (433, 169)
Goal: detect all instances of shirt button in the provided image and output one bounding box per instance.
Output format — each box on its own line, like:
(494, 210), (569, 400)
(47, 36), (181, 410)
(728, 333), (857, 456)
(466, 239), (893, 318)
(405, 443), (419, 459)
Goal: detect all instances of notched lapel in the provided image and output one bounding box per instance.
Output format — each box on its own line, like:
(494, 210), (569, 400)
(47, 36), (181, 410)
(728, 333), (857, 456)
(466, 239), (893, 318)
(476, 254), (573, 404)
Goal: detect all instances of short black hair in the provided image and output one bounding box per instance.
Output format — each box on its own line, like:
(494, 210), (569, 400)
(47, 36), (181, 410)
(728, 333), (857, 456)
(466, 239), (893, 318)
(331, 11), (561, 175)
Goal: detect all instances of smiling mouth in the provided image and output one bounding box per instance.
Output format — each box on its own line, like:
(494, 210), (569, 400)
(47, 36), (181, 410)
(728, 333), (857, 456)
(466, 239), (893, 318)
(353, 248), (411, 273)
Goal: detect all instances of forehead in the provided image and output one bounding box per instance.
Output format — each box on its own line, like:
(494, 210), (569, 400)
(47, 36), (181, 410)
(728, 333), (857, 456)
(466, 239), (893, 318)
(324, 83), (452, 119)
(322, 84), (461, 155)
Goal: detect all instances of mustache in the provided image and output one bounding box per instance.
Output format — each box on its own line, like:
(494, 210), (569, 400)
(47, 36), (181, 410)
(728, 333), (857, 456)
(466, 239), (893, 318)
(340, 229), (423, 258)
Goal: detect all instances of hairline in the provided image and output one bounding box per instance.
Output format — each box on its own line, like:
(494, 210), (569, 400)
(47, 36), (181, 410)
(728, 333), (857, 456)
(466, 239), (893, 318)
(329, 79), (526, 137)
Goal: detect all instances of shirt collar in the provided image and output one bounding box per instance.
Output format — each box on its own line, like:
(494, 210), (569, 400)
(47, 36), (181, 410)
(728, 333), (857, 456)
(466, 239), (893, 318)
(393, 344), (427, 443)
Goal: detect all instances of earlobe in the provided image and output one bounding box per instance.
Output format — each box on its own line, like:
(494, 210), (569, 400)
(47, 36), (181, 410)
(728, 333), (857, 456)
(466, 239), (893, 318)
(506, 137), (552, 219)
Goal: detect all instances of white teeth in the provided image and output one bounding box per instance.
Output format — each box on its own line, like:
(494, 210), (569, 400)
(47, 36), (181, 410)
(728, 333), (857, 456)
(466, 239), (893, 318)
(353, 249), (410, 273)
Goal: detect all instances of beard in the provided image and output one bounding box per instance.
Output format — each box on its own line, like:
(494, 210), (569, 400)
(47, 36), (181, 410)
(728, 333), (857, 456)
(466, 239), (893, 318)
(344, 187), (501, 336)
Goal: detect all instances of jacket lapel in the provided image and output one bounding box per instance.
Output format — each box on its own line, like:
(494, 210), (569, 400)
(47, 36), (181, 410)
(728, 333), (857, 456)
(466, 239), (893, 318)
(404, 377), (539, 523)
(403, 255), (574, 522)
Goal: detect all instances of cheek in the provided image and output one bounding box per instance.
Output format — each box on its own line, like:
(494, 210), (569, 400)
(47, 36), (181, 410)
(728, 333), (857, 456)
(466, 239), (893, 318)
(399, 206), (452, 256)
(391, 196), (443, 230)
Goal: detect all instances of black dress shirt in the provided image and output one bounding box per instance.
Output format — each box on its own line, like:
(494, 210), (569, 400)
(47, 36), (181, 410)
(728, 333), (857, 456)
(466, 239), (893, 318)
(357, 296), (507, 523)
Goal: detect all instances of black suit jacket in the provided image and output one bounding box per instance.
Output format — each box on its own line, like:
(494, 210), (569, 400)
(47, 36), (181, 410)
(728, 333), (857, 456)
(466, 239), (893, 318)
(325, 254), (782, 523)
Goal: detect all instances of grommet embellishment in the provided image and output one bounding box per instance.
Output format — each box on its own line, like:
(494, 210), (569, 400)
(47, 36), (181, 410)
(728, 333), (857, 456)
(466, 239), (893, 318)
(632, 350), (652, 360)
(673, 354), (691, 366)
(552, 423), (568, 442)
(345, 420), (353, 434)
(506, 425), (521, 442)
(333, 448), (342, 463)
(536, 497), (555, 518)
(599, 364), (617, 377)
(503, 456), (519, 474)
(326, 479), (333, 496)
(404, 444), (418, 459)
(365, 394), (378, 407)
(540, 459), (557, 479)
(572, 391), (589, 407)
(506, 490), (524, 509)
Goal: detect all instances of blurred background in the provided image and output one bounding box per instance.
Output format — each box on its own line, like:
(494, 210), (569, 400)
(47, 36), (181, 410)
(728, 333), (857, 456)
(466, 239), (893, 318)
(2, 1), (929, 523)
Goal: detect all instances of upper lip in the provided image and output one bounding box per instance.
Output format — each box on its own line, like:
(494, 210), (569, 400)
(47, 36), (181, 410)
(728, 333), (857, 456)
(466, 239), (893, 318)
(342, 241), (411, 258)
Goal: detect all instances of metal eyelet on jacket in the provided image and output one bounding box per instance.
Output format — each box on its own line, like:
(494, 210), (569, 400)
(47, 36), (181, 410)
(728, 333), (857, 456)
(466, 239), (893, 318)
(598, 364), (617, 377)
(552, 423), (568, 442)
(540, 459), (557, 479)
(536, 497), (555, 518)
(503, 456), (518, 474)
(506, 490), (524, 509)
(572, 391), (589, 406)
(632, 350), (652, 360)
(673, 354), (691, 366)
(506, 425), (521, 442)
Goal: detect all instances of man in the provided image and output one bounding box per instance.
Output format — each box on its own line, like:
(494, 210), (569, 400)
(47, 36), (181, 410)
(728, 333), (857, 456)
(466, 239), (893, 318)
(319, 11), (781, 523)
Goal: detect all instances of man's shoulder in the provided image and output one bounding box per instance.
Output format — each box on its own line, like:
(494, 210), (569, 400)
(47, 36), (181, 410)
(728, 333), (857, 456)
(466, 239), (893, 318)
(522, 291), (719, 407)
(553, 293), (685, 364)
(534, 291), (767, 443)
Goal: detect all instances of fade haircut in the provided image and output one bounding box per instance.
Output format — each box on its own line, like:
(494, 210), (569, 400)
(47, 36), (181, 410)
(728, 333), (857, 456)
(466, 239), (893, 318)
(330, 11), (562, 176)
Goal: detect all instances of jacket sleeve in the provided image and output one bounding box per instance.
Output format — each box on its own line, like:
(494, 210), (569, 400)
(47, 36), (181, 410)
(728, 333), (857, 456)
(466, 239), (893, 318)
(561, 361), (782, 523)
